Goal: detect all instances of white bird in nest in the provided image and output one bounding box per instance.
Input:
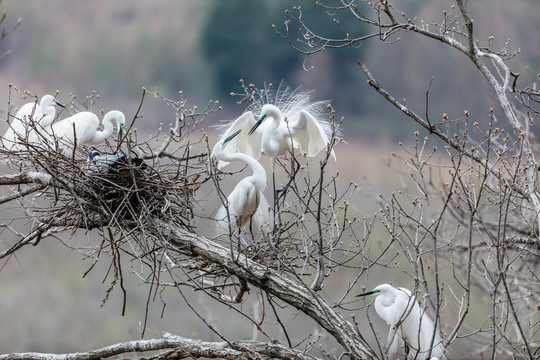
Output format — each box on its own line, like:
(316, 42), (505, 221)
(212, 129), (269, 238)
(40, 110), (125, 157)
(357, 284), (446, 360)
(2, 94), (66, 150)
(214, 83), (336, 191)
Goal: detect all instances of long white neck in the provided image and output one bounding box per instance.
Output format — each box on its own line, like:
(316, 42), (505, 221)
(263, 105), (282, 135)
(89, 110), (124, 144)
(35, 95), (58, 127)
(261, 105), (284, 165)
(39, 104), (56, 127)
(218, 150), (266, 190)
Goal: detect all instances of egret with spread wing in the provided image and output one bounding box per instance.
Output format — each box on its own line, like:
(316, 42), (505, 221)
(357, 284), (446, 360)
(215, 84), (336, 197)
(215, 84), (335, 169)
(212, 129), (269, 237)
(249, 103), (336, 173)
(3, 94), (66, 150)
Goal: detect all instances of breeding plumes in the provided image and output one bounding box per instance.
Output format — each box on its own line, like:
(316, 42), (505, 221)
(3, 94), (65, 150)
(41, 110), (125, 156)
(212, 129), (269, 236)
(215, 84), (336, 174)
(357, 284), (446, 360)
(249, 103), (336, 173)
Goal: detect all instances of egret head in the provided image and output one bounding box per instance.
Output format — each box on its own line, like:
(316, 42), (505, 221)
(41, 94), (66, 109)
(88, 151), (101, 161)
(356, 284), (395, 298)
(39, 94), (66, 109)
(248, 104), (277, 135)
(105, 111), (126, 143)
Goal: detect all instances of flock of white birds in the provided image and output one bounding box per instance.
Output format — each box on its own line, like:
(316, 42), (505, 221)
(2, 88), (446, 360)
(2, 94), (125, 156)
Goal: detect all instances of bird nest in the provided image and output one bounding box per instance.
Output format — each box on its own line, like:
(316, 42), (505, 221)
(11, 145), (202, 235)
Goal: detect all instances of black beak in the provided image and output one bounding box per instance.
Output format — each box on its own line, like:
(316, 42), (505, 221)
(356, 290), (377, 297)
(53, 100), (66, 109)
(248, 114), (267, 135)
(223, 129), (242, 145)
(117, 124), (124, 143)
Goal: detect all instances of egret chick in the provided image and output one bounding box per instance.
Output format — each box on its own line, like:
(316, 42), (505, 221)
(357, 284), (446, 360)
(87, 150), (145, 175)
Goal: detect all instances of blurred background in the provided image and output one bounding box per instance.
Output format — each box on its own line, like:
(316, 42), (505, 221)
(0, 0), (539, 354)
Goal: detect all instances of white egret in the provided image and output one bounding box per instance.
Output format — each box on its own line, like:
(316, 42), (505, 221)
(3, 94), (66, 150)
(249, 103), (336, 173)
(212, 129), (269, 236)
(42, 110), (125, 156)
(357, 284), (446, 360)
(215, 84), (336, 173)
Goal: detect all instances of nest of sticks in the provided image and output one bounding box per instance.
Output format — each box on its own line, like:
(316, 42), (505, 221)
(1, 142), (202, 234)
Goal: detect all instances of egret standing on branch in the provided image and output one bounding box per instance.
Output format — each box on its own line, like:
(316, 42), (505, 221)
(215, 84), (336, 194)
(212, 129), (269, 238)
(249, 102), (336, 175)
(357, 284), (446, 360)
(3, 94), (66, 150)
(41, 110), (125, 157)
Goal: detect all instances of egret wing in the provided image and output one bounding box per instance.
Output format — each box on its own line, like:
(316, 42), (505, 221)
(213, 111), (262, 168)
(251, 190), (270, 232)
(386, 327), (399, 360)
(291, 110), (336, 160)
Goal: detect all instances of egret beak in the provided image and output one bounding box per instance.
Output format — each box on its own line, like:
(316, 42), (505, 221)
(53, 99), (66, 109)
(356, 289), (380, 297)
(118, 123), (124, 143)
(222, 129), (242, 146)
(248, 114), (267, 135)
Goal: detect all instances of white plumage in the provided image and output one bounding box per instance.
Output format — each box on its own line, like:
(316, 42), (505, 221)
(212, 129), (269, 236)
(357, 284), (446, 360)
(3, 94), (65, 150)
(40, 110), (125, 157)
(215, 83), (336, 173)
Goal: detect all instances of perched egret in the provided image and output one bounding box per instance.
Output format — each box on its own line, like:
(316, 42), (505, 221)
(212, 129), (269, 236)
(3, 94), (66, 150)
(215, 84), (335, 173)
(42, 110), (125, 156)
(357, 284), (446, 360)
(249, 103), (336, 172)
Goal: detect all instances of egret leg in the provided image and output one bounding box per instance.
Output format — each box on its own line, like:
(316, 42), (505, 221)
(276, 154), (300, 206)
(404, 342), (410, 359)
(271, 155), (281, 238)
(17, 161), (22, 192)
(248, 217), (258, 253)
